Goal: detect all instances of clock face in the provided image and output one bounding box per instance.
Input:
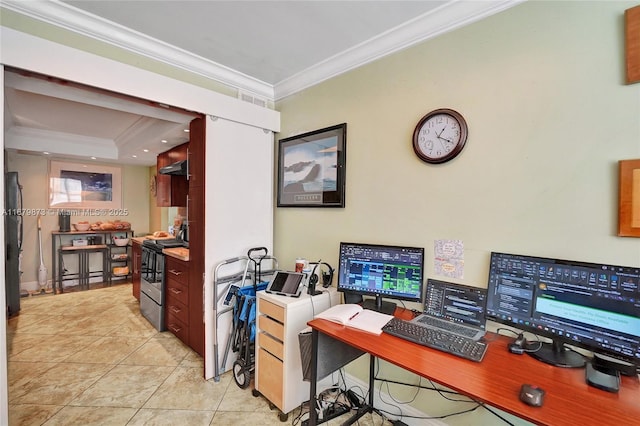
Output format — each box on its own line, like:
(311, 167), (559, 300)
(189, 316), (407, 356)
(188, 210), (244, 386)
(412, 109), (468, 164)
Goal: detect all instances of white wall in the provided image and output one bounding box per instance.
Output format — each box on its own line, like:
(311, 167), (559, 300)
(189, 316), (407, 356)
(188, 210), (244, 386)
(0, 67), (7, 425)
(204, 116), (274, 379)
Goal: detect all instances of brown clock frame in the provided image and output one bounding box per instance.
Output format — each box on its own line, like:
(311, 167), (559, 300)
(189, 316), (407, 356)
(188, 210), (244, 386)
(412, 108), (468, 164)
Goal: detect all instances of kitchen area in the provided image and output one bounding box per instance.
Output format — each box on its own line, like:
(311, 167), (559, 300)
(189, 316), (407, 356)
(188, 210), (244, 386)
(2, 45), (279, 395)
(133, 138), (197, 350)
(4, 113), (206, 359)
(114, 120), (205, 358)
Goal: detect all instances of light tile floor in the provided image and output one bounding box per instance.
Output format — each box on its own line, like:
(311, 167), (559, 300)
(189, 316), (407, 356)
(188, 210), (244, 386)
(7, 284), (391, 426)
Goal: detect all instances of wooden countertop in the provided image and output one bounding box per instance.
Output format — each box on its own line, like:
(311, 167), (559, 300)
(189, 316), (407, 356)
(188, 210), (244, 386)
(131, 235), (176, 244)
(163, 247), (189, 261)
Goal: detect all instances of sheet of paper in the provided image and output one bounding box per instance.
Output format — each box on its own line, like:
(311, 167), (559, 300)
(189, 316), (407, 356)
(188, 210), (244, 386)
(434, 239), (464, 279)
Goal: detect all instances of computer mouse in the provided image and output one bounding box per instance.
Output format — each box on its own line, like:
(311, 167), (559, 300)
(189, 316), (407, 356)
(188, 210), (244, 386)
(519, 384), (545, 407)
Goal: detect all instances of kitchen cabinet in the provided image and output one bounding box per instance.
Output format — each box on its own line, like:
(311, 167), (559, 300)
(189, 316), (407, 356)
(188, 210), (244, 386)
(255, 288), (339, 419)
(131, 240), (142, 300)
(165, 255), (190, 346)
(187, 116), (206, 357)
(156, 142), (189, 207)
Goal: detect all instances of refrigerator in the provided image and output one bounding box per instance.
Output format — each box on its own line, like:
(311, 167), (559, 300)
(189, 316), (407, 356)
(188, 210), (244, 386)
(5, 172), (23, 317)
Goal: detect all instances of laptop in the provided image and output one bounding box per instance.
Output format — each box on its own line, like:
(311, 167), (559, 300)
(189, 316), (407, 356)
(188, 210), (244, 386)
(265, 270), (305, 298)
(411, 279), (488, 341)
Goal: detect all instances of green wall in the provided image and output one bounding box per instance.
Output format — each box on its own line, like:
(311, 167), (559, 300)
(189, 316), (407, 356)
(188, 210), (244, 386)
(275, 1), (639, 423)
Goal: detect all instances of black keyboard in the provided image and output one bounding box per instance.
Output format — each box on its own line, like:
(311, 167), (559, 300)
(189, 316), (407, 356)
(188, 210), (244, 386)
(382, 317), (488, 362)
(416, 315), (482, 339)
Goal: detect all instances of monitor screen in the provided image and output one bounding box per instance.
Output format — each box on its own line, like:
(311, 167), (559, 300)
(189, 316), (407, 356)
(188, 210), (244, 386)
(337, 242), (424, 314)
(486, 251), (640, 368)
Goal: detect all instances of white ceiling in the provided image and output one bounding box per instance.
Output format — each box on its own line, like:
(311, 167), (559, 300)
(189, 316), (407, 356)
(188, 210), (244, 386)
(4, 69), (198, 166)
(2, 0), (522, 166)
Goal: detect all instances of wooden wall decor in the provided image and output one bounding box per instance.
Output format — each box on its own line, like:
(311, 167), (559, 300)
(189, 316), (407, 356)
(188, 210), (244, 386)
(626, 5), (640, 84)
(618, 159), (640, 237)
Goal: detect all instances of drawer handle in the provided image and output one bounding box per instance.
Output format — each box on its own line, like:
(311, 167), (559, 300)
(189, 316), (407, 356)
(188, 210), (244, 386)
(169, 324), (182, 333)
(169, 269), (182, 276)
(170, 306), (181, 314)
(169, 288), (182, 295)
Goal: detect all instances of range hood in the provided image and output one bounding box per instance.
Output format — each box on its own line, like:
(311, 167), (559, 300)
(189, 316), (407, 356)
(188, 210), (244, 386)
(159, 160), (188, 176)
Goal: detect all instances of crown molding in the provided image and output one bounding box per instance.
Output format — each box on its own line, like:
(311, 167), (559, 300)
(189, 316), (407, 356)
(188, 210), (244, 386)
(2, 0), (524, 103)
(274, 0), (525, 101)
(1, 0), (275, 100)
(6, 126), (118, 159)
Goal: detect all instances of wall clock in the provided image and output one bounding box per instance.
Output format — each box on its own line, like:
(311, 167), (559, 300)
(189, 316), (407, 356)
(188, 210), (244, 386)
(412, 108), (468, 164)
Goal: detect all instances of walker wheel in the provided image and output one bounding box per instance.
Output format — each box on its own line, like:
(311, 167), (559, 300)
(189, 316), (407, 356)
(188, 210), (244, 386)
(233, 360), (251, 389)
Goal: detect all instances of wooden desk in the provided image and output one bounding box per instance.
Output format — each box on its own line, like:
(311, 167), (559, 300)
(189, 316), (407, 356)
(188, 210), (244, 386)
(306, 313), (640, 426)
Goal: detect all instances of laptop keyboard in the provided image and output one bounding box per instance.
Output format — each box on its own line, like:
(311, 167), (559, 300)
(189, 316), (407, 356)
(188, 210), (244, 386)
(382, 317), (487, 362)
(416, 316), (482, 339)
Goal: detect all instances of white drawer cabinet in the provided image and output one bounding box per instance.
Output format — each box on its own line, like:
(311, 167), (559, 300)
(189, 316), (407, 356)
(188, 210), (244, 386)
(255, 287), (339, 418)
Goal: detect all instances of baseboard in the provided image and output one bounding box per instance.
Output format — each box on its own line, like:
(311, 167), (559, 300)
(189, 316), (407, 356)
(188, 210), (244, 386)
(21, 276), (125, 293)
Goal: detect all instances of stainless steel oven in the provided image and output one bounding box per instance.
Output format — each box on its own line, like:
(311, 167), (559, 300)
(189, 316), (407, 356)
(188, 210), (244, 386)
(140, 238), (185, 331)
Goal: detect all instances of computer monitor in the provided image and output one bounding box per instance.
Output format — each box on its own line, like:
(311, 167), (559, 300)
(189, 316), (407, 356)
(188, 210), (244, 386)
(337, 242), (424, 314)
(486, 251), (640, 369)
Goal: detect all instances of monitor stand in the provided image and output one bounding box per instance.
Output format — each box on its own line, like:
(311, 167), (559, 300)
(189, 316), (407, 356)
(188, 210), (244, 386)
(528, 338), (585, 368)
(361, 295), (396, 315)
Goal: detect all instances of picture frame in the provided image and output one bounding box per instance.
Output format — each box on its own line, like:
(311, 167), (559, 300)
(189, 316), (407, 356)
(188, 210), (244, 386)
(618, 158), (640, 237)
(48, 160), (122, 210)
(277, 123), (347, 208)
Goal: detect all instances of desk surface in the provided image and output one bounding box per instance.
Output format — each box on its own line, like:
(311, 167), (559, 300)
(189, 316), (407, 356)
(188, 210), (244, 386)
(308, 316), (640, 426)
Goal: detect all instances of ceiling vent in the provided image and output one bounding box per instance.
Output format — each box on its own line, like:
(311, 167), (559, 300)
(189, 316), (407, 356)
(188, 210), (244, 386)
(238, 90), (268, 108)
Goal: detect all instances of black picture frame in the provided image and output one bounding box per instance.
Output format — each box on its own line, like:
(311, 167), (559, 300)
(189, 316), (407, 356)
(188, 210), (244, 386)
(277, 123), (347, 208)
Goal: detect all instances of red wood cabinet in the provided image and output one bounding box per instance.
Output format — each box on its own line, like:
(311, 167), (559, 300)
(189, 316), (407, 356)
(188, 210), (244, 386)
(165, 255), (190, 346)
(187, 116), (205, 357)
(131, 240), (141, 301)
(156, 142), (189, 207)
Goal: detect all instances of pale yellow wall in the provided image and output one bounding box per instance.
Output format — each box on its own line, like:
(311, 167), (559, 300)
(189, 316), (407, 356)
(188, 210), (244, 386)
(276, 0), (640, 285)
(6, 151), (150, 287)
(275, 2), (640, 422)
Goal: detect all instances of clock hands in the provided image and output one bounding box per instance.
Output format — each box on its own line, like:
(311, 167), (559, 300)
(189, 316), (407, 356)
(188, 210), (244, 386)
(436, 127), (453, 145)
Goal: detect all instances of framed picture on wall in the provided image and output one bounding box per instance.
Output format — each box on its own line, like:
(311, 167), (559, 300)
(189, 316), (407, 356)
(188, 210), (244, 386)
(277, 123), (347, 208)
(48, 160), (122, 210)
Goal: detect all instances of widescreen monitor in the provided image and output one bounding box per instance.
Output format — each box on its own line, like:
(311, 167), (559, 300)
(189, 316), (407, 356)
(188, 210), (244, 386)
(486, 251), (640, 369)
(337, 242), (424, 314)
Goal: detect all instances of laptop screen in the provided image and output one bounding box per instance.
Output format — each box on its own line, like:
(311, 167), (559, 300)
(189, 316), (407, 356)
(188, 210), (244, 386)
(423, 279), (487, 330)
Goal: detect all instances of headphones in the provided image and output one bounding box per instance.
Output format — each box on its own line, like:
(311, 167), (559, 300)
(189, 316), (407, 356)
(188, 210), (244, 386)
(308, 261), (334, 295)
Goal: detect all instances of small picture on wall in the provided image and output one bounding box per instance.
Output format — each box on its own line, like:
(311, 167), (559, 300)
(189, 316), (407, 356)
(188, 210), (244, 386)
(277, 123), (347, 208)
